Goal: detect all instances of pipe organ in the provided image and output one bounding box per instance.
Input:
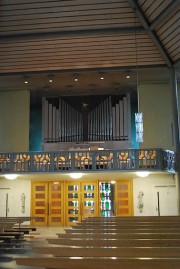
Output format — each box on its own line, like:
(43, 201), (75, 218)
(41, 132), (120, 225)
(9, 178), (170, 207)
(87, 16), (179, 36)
(43, 97), (83, 143)
(42, 94), (131, 143)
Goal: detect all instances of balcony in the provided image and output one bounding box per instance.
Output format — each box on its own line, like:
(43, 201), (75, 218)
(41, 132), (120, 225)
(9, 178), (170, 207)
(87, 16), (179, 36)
(0, 148), (175, 174)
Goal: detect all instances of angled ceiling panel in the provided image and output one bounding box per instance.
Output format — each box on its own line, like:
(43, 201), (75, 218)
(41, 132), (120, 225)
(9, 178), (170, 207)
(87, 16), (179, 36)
(0, 0), (179, 95)
(138, 0), (173, 22)
(137, 0), (180, 64)
(0, 0), (138, 36)
(156, 9), (180, 62)
(0, 32), (165, 73)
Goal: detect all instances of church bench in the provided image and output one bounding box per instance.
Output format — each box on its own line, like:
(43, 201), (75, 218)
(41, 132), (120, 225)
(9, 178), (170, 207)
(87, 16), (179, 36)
(82, 216), (180, 222)
(2, 231), (24, 239)
(57, 231), (180, 239)
(65, 226), (180, 234)
(73, 223), (180, 228)
(34, 245), (180, 258)
(0, 235), (15, 242)
(0, 222), (17, 233)
(0, 216), (39, 229)
(16, 257), (180, 269)
(5, 228), (30, 234)
(47, 237), (180, 247)
(13, 226), (37, 231)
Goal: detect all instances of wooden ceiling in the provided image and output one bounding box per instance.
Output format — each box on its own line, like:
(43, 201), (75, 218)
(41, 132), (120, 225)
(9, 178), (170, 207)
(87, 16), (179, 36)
(0, 0), (179, 95)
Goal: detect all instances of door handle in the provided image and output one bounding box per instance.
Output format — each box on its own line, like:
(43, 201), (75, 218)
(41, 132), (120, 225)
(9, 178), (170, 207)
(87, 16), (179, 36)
(49, 203), (51, 215)
(46, 203), (49, 216)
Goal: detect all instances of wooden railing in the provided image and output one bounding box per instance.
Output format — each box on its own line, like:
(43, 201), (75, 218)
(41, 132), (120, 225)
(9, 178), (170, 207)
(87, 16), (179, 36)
(0, 148), (175, 174)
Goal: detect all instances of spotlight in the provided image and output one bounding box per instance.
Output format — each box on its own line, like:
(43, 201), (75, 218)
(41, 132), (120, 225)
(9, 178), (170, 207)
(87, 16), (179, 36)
(48, 74), (54, 83)
(73, 74), (79, 82)
(126, 71), (130, 79)
(23, 75), (29, 84)
(99, 72), (105, 80)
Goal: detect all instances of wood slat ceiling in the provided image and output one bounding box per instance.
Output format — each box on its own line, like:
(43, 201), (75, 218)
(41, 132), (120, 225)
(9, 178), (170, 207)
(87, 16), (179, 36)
(0, 0), (179, 96)
(138, 0), (180, 64)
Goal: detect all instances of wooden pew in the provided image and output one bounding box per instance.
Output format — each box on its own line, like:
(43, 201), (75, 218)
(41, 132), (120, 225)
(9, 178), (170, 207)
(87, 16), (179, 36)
(16, 216), (180, 269)
(16, 257), (180, 269)
(65, 226), (180, 234)
(34, 245), (180, 258)
(57, 231), (180, 239)
(72, 223), (180, 229)
(47, 237), (180, 247)
(0, 216), (38, 228)
(0, 217), (38, 245)
(82, 216), (180, 222)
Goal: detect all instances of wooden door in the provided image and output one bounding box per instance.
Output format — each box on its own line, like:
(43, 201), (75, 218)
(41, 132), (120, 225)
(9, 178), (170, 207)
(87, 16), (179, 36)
(31, 181), (63, 226)
(48, 182), (63, 226)
(31, 182), (48, 226)
(81, 181), (98, 220)
(65, 182), (81, 226)
(115, 180), (133, 216)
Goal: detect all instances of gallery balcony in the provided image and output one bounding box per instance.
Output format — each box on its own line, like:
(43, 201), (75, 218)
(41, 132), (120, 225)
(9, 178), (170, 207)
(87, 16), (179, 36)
(0, 148), (175, 175)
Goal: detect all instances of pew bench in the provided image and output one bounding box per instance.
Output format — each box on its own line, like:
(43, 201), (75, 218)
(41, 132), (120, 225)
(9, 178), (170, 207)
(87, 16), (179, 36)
(0, 235), (15, 242)
(16, 216), (180, 269)
(16, 257), (180, 269)
(47, 237), (180, 247)
(34, 245), (180, 258)
(81, 215), (180, 225)
(0, 216), (38, 228)
(65, 226), (180, 234)
(57, 231), (180, 239)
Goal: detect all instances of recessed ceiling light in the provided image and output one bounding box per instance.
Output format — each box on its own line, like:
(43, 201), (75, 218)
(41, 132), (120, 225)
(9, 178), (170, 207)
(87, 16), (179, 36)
(69, 173), (83, 179)
(135, 171), (150, 177)
(4, 174), (18, 180)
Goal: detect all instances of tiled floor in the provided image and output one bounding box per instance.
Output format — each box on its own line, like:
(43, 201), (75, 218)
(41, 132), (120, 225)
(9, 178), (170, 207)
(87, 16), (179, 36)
(0, 226), (68, 269)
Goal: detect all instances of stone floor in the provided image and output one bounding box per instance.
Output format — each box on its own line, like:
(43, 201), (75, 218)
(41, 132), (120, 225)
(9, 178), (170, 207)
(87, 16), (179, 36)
(0, 227), (67, 269)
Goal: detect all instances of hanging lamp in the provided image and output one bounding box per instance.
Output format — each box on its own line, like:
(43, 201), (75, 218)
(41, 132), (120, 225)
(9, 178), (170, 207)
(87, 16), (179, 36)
(134, 19), (143, 143)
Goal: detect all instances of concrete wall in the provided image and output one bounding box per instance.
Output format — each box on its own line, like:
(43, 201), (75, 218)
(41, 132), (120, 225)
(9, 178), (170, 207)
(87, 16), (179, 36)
(139, 83), (174, 150)
(0, 90), (30, 152)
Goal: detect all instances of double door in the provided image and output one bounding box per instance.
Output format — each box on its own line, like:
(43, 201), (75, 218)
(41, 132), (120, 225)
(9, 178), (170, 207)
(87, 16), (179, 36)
(31, 182), (63, 226)
(99, 180), (133, 217)
(65, 181), (98, 226)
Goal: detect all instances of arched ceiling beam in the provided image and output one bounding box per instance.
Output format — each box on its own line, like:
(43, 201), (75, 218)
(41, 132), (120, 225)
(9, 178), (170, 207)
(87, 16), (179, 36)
(127, 0), (173, 67)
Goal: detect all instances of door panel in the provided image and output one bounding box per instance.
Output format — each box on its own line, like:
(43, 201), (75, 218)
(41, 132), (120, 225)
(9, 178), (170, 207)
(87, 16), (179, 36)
(48, 182), (63, 226)
(65, 182), (81, 226)
(115, 180), (133, 216)
(81, 182), (98, 220)
(31, 182), (48, 226)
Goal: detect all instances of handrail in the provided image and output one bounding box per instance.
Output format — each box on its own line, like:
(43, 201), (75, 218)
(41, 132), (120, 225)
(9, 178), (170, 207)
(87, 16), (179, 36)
(0, 148), (175, 174)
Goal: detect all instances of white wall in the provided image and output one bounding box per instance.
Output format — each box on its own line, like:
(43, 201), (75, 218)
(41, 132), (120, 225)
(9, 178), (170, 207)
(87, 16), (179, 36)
(0, 177), (31, 218)
(0, 173), (178, 219)
(139, 83), (173, 150)
(0, 90), (30, 152)
(133, 174), (178, 216)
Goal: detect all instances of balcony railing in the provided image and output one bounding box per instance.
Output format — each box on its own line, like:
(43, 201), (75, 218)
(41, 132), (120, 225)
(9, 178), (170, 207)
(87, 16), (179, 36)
(0, 148), (175, 174)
